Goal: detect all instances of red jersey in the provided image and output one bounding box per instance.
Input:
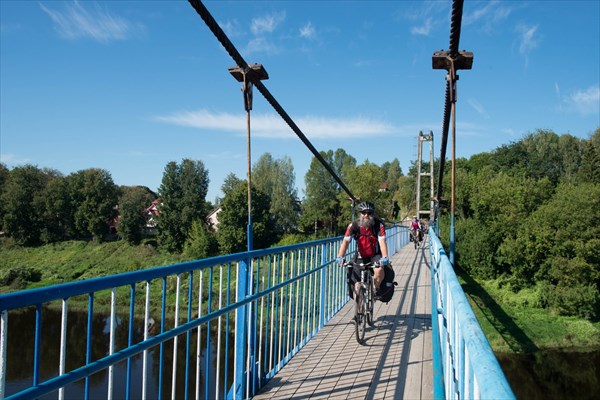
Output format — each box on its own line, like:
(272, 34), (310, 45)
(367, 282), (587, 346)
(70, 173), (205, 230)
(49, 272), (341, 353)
(343, 221), (386, 259)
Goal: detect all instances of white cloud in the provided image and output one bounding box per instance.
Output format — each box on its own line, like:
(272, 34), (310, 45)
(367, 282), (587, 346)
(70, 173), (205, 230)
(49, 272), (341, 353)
(464, 1), (514, 31)
(299, 22), (316, 39)
(517, 24), (540, 55)
(403, 1), (447, 36)
(410, 17), (433, 36)
(39, 1), (139, 43)
(250, 12), (286, 35)
(220, 19), (243, 38)
(245, 37), (279, 55)
(0, 153), (31, 166)
(153, 109), (397, 140)
(565, 86), (600, 116)
(467, 98), (489, 119)
(555, 82), (563, 112)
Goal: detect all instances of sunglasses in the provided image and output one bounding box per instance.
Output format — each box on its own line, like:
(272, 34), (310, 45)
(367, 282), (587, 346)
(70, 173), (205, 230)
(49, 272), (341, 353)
(360, 211), (373, 215)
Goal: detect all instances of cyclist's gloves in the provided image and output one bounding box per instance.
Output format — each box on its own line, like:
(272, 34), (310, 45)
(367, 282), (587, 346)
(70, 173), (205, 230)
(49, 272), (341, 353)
(380, 257), (389, 266)
(336, 256), (344, 266)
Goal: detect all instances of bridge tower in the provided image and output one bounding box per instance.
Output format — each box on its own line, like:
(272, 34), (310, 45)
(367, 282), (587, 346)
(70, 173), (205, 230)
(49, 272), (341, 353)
(416, 131), (434, 221)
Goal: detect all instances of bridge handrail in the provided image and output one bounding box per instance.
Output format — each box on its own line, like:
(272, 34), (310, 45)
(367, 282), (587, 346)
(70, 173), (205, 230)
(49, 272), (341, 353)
(429, 226), (515, 399)
(0, 225), (406, 400)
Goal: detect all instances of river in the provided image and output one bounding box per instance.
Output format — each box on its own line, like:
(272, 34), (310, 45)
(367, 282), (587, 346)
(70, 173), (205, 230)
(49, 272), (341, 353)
(497, 350), (600, 399)
(4, 307), (229, 399)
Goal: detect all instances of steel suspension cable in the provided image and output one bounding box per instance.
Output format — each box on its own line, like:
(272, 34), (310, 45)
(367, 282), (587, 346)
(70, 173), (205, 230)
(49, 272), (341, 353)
(187, 0), (357, 202)
(435, 0), (465, 205)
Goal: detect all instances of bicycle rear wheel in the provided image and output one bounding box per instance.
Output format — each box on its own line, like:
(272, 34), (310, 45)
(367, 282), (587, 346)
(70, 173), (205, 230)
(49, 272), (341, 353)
(355, 287), (366, 344)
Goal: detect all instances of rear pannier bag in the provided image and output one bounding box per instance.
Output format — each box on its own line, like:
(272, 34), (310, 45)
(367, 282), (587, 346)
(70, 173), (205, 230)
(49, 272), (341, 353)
(378, 265), (397, 303)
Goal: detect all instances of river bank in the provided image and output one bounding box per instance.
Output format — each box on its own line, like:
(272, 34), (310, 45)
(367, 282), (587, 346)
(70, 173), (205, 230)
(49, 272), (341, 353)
(458, 270), (600, 352)
(459, 272), (600, 398)
(3, 238), (600, 352)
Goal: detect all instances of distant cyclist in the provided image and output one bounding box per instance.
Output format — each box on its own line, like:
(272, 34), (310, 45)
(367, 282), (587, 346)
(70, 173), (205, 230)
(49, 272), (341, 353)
(337, 201), (389, 300)
(410, 216), (422, 242)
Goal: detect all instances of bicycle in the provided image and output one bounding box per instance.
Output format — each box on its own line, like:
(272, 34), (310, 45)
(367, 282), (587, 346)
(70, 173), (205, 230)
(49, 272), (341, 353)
(345, 260), (379, 344)
(410, 228), (420, 249)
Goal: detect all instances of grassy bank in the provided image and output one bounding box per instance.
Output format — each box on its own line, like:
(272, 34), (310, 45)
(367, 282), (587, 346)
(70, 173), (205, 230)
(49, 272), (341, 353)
(0, 238), (190, 293)
(3, 239), (600, 353)
(458, 270), (600, 353)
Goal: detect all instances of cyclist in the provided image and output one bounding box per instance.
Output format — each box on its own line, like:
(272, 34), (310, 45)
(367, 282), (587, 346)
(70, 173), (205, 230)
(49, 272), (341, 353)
(336, 201), (389, 301)
(410, 215), (421, 242)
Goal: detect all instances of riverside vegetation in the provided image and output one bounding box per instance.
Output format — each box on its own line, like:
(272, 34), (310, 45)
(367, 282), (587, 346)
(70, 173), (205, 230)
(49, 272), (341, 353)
(1, 128), (599, 354)
(1, 236), (599, 352)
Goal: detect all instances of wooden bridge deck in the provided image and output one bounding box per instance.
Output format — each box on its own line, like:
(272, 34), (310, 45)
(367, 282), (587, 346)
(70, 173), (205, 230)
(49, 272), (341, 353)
(253, 242), (433, 400)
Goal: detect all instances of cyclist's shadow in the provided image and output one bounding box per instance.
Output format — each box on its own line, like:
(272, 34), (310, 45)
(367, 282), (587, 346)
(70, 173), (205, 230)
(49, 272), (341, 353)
(364, 312), (430, 345)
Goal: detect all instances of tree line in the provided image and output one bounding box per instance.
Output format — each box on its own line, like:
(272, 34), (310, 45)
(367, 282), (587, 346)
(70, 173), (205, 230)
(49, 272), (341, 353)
(2, 128), (598, 320)
(0, 150), (405, 257)
(440, 128), (600, 321)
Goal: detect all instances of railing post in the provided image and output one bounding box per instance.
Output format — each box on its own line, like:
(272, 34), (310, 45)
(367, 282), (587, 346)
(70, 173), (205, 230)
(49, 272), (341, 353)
(234, 258), (251, 399)
(319, 243), (327, 328)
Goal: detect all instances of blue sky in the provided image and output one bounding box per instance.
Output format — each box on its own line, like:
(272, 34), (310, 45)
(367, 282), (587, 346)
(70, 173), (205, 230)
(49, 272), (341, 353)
(1, 1), (599, 203)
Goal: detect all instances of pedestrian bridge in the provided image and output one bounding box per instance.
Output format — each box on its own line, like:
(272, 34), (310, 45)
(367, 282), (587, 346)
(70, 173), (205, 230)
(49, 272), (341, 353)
(252, 241), (433, 400)
(0, 225), (514, 399)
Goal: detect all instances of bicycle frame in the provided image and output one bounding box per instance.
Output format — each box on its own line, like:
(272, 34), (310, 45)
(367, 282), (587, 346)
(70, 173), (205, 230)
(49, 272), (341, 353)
(346, 261), (377, 344)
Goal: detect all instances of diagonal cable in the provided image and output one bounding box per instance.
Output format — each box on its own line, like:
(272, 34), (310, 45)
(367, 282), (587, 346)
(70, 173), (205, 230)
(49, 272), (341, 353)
(187, 0), (356, 201)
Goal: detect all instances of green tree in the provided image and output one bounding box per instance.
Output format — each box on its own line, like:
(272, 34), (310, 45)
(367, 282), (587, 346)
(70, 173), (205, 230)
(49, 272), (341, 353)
(158, 159), (210, 252)
(395, 175), (415, 219)
(221, 173), (243, 197)
(301, 149), (354, 236)
(578, 128), (600, 184)
(499, 183), (600, 318)
(118, 186), (155, 245)
(252, 153), (300, 237)
(456, 170), (553, 279)
(0, 163), (8, 230)
(67, 169), (119, 241)
(40, 174), (71, 243)
(183, 220), (218, 259)
(1, 165), (50, 245)
(380, 158), (402, 217)
(346, 160), (387, 216)
(557, 134), (584, 184)
(217, 181), (272, 254)
(158, 162), (182, 252)
(381, 158), (403, 194)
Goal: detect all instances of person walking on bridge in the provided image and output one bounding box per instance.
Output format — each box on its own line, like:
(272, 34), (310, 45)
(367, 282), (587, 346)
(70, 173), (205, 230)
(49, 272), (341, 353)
(336, 201), (389, 300)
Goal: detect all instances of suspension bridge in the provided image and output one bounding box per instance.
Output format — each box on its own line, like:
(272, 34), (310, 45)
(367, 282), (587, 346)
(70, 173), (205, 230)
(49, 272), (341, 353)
(0, 1), (516, 399)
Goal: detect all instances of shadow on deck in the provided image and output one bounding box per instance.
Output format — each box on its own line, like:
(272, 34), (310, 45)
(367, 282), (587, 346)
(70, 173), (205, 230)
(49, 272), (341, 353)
(253, 242), (433, 400)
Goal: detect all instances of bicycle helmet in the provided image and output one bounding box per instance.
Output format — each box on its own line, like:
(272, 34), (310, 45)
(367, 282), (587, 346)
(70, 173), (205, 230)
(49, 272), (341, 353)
(357, 201), (375, 213)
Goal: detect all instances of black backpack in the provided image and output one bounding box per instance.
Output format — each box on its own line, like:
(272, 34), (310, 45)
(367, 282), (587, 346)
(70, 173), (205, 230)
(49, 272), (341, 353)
(378, 264), (397, 303)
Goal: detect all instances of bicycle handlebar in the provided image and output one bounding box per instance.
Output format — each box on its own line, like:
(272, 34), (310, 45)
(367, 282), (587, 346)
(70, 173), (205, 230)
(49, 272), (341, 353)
(344, 260), (382, 268)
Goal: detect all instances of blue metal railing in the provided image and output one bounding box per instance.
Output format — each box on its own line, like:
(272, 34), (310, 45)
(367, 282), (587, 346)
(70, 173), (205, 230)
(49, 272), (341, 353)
(429, 226), (515, 399)
(0, 225), (405, 400)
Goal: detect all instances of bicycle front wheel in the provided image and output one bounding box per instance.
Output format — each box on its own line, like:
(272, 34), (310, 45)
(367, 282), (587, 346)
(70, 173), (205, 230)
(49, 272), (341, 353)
(355, 287), (367, 344)
(367, 279), (375, 327)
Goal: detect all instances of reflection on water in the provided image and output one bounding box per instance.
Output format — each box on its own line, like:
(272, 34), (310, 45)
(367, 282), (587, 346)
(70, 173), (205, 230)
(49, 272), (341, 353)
(5, 307), (233, 399)
(497, 350), (600, 400)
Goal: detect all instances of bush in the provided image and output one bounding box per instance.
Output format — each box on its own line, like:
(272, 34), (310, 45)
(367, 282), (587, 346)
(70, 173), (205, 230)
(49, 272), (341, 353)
(539, 281), (600, 320)
(275, 233), (313, 247)
(0, 266), (42, 289)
